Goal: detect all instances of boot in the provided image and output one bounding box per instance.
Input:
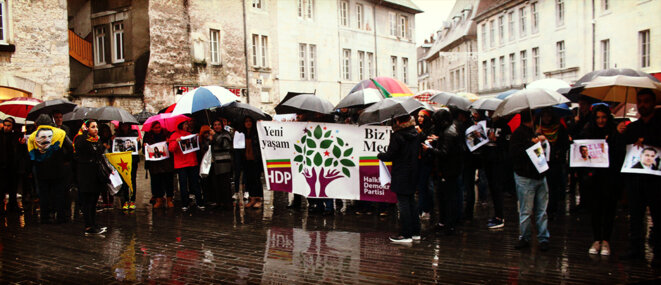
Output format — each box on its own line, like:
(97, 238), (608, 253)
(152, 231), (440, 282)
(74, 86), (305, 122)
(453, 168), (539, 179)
(166, 197), (174, 208)
(153, 198), (164, 209)
(245, 197), (257, 208)
(252, 197), (263, 209)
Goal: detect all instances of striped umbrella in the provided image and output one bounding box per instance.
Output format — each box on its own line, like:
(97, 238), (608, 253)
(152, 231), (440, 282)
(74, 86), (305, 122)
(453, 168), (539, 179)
(414, 90), (440, 104)
(0, 97), (43, 118)
(172, 86), (240, 115)
(349, 77), (414, 98)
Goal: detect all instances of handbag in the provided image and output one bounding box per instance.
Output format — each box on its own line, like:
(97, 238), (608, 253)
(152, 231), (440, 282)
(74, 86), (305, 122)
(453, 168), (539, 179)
(199, 145), (213, 178)
(96, 154), (113, 184)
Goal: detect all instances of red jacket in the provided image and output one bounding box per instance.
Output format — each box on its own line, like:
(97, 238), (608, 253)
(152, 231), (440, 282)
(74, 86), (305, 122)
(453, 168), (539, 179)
(168, 130), (198, 169)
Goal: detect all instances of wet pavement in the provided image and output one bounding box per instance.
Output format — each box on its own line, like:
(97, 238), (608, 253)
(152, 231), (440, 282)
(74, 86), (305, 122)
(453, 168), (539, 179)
(1, 164), (660, 284)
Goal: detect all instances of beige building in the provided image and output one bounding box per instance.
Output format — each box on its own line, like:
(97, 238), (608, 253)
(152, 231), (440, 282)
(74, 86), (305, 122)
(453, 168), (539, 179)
(474, 0), (661, 96)
(417, 40), (433, 91)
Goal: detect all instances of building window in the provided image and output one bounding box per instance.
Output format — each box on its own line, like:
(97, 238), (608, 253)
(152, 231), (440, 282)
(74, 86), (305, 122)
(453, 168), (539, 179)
(391, 56), (397, 78)
(252, 0), (262, 9)
(389, 12), (397, 36)
(519, 7), (526, 36)
(520, 50), (527, 82)
(260, 35), (268, 67)
(640, 30), (650, 68)
(531, 2), (539, 34)
(402, 57), (408, 84)
(602, 0), (609, 11)
(343, 49), (351, 80)
(399, 15), (409, 39)
(298, 0), (313, 19)
(299, 43), (307, 79)
(0, 0), (6, 43)
(601, 39), (609, 69)
(112, 22), (125, 63)
(490, 58), (496, 88)
(499, 56), (505, 86)
(252, 34), (259, 66)
(481, 23), (487, 50)
(508, 11), (515, 41)
(556, 40), (565, 68)
(556, 0), (564, 26)
(210, 29), (221, 65)
(482, 61), (487, 88)
(509, 53), (516, 84)
(94, 25), (106, 65)
(340, 1), (349, 27)
(358, 51), (365, 80)
(461, 67), (465, 89)
(251, 34), (268, 67)
(498, 16), (504, 45)
(532, 47), (539, 78)
(367, 52), (374, 78)
(356, 4), (363, 29)
(309, 44), (316, 80)
(489, 20), (495, 48)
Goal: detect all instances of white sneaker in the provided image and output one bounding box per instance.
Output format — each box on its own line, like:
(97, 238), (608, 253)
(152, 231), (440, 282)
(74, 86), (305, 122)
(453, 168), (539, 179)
(412, 235), (421, 241)
(232, 193), (238, 200)
(389, 236), (412, 243)
(243, 192), (249, 200)
(419, 212), (430, 220)
(588, 241), (601, 255)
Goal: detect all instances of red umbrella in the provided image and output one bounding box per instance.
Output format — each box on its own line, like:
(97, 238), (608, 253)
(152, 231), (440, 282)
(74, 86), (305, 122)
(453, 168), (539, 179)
(0, 97), (43, 118)
(142, 113), (190, 133)
(349, 77), (413, 97)
(158, 103), (177, 114)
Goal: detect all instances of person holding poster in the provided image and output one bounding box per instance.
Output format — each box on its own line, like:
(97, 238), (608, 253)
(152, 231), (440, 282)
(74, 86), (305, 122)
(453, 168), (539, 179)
(510, 111), (550, 251)
(377, 115), (420, 243)
(538, 108), (570, 221)
(621, 88), (661, 260)
(208, 119), (233, 209)
(168, 120), (204, 211)
(577, 104), (626, 256)
(116, 123), (141, 210)
(144, 121), (175, 208)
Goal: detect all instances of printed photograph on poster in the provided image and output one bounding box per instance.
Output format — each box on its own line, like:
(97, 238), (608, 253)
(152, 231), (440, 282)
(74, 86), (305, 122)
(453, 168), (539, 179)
(621, 144), (661, 176)
(178, 134), (200, 154)
(526, 142), (549, 173)
(465, 123), (489, 152)
(144, 141), (170, 161)
(112, 137), (139, 155)
(569, 139), (609, 168)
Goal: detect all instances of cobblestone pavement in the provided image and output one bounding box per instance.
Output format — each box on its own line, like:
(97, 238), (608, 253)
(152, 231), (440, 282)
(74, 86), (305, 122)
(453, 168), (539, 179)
(1, 164), (660, 284)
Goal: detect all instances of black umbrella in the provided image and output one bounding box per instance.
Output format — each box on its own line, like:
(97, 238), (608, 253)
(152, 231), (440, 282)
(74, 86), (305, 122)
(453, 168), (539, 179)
(274, 94), (334, 115)
(133, 110), (156, 124)
(216, 101), (272, 122)
(567, 68), (660, 101)
(429, 92), (471, 111)
(87, 106), (138, 124)
(335, 88), (384, 109)
(358, 97), (423, 125)
(63, 106), (97, 122)
(470, 98), (503, 111)
(26, 99), (77, 120)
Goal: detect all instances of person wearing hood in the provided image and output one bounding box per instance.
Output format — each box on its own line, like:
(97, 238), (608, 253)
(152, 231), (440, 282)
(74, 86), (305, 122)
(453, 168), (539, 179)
(144, 121), (175, 208)
(425, 108), (462, 235)
(168, 120), (203, 211)
(378, 115), (421, 243)
(28, 114), (74, 224)
(116, 122), (141, 210)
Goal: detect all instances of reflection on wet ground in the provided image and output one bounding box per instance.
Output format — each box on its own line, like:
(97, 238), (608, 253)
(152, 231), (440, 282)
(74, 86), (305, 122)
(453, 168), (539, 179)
(1, 189), (660, 283)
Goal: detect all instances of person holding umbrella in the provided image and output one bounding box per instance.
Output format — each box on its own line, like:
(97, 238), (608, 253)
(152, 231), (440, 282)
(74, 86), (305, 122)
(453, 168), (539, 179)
(143, 121), (175, 208)
(168, 119), (203, 211)
(116, 122), (141, 210)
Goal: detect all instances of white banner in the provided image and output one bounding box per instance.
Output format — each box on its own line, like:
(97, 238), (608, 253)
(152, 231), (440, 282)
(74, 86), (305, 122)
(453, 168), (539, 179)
(621, 144), (661, 176)
(257, 121), (397, 203)
(569, 139), (609, 168)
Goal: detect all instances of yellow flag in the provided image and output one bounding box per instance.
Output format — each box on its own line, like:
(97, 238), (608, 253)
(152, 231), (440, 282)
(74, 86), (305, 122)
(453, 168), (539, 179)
(105, 151), (133, 195)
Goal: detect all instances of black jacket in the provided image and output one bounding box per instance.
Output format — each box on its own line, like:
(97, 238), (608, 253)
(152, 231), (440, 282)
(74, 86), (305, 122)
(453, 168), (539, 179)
(74, 133), (106, 193)
(431, 121), (463, 179)
(377, 120), (420, 195)
(510, 124), (545, 179)
(143, 130), (174, 174)
(0, 130), (19, 170)
(624, 114), (661, 147)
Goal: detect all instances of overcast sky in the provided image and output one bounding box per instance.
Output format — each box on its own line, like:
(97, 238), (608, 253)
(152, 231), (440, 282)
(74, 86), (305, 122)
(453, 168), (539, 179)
(414, 0), (456, 45)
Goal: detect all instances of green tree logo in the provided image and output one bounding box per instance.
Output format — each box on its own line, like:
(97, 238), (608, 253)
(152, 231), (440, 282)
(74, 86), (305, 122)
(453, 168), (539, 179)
(293, 125), (354, 197)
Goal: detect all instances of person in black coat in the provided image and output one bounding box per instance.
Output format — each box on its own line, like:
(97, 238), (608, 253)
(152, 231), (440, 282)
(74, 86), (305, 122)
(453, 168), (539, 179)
(0, 117), (21, 214)
(378, 115), (421, 243)
(74, 120), (107, 235)
(143, 121), (175, 208)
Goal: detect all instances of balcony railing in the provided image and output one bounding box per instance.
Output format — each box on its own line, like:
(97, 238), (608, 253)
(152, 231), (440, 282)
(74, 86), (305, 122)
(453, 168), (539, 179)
(69, 30), (93, 68)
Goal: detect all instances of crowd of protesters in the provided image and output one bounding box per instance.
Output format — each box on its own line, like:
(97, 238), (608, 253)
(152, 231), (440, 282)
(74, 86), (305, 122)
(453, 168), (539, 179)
(0, 89), (659, 263)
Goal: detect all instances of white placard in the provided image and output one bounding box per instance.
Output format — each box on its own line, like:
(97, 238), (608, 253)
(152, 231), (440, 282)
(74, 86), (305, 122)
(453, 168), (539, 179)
(233, 131), (246, 149)
(144, 141), (170, 161)
(178, 134), (200, 154)
(112, 136), (139, 155)
(273, 114), (297, 122)
(526, 142), (549, 173)
(465, 123), (489, 152)
(621, 144), (661, 176)
(570, 139), (609, 168)
(379, 160), (391, 187)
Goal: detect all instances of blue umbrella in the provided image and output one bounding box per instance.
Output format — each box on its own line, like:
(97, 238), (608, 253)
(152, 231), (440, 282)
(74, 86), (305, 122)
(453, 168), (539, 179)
(172, 86), (239, 115)
(496, 89), (520, 100)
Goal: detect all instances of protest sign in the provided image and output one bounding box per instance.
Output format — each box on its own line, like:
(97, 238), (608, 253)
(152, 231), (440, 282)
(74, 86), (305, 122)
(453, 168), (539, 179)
(621, 144), (661, 176)
(257, 121), (397, 203)
(112, 137), (138, 155)
(144, 141), (170, 161)
(178, 134), (200, 154)
(570, 139), (609, 168)
(526, 141), (549, 173)
(465, 123), (489, 152)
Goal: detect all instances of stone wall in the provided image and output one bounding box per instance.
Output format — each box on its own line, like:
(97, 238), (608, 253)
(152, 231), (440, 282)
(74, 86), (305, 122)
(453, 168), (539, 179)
(0, 0), (69, 100)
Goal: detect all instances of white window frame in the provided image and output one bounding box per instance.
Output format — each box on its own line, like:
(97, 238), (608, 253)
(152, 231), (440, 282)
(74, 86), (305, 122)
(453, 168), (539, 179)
(356, 4), (363, 29)
(509, 53), (516, 84)
(94, 25), (106, 66)
(358, 51), (365, 80)
(490, 58), (496, 88)
(299, 43), (307, 79)
(602, 0), (609, 12)
(0, 0), (7, 44)
(343, 49), (352, 80)
(391, 56), (397, 78)
(640, 30), (650, 68)
(481, 23), (487, 51)
(489, 20), (495, 48)
(389, 12), (397, 36)
(532, 47), (539, 79)
(399, 15), (409, 39)
(209, 29), (221, 65)
(519, 7), (526, 36)
(520, 50), (527, 82)
(260, 35), (268, 67)
(111, 22), (125, 63)
(309, 44), (316, 80)
(367, 52), (374, 78)
(508, 11), (515, 41)
(298, 0), (313, 19)
(252, 0), (262, 9)
(556, 0), (565, 27)
(531, 2), (539, 34)
(499, 56), (505, 87)
(556, 41), (565, 68)
(601, 39), (609, 69)
(498, 16), (504, 45)
(252, 34), (259, 67)
(402, 57), (408, 84)
(340, 1), (349, 27)
(482, 61), (487, 88)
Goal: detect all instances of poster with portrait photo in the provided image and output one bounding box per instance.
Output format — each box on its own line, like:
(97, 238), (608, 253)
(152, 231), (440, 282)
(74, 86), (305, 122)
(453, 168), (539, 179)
(112, 136), (139, 155)
(526, 142), (549, 173)
(621, 144), (661, 176)
(178, 134), (200, 154)
(570, 139), (609, 168)
(144, 141), (170, 161)
(465, 123), (489, 152)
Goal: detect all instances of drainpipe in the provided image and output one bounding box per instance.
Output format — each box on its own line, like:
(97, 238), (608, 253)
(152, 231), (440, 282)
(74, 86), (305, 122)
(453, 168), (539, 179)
(591, 0), (595, 71)
(243, 0), (251, 103)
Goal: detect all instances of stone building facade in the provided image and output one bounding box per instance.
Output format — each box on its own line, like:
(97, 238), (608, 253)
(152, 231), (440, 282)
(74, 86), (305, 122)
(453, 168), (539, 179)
(0, 0), (70, 101)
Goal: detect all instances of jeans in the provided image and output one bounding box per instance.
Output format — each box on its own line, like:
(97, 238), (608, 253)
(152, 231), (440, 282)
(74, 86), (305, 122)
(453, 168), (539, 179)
(150, 171), (174, 198)
(396, 193), (420, 238)
(417, 162), (433, 214)
(514, 173), (550, 243)
(177, 166), (203, 206)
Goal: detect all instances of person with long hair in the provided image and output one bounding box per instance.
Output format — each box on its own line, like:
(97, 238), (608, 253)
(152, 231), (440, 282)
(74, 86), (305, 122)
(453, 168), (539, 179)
(242, 117), (264, 209)
(144, 121), (175, 208)
(168, 120), (203, 211)
(73, 120), (107, 235)
(416, 109), (434, 220)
